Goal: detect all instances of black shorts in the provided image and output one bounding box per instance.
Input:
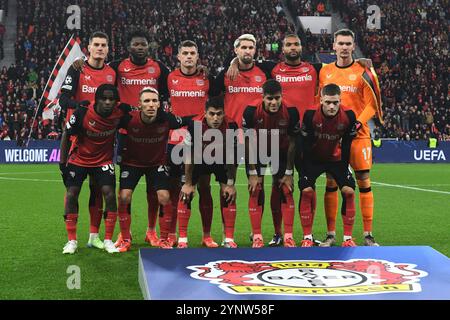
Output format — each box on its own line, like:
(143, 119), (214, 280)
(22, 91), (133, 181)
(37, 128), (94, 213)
(167, 143), (184, 179)
(245, 160), (287, 181)
(119, 165), (170, 191)
(299, 161), (355, 190)
(65, 163), (116, 188)
(192, 164), (228, 185)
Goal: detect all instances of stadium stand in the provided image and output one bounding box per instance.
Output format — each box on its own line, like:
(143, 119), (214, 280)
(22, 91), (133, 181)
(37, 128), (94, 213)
(333, 0), (449, 141)
(0, 0), (448, 141)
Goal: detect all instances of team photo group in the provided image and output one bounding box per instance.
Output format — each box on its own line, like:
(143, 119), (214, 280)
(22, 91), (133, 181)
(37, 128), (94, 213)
(59, 27), (382, 254)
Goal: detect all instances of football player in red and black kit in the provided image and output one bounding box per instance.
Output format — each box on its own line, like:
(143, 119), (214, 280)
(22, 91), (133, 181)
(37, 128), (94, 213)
(177, 96), (238, 248)
(297, 83), (358, 247)
(59, 31), (116, 251)
(243, 79), (300, 248)
(226, 34), (372, 246)
(167, 40), (217, 248)
(115, 87), (191, 251)
(62, 84), (131, 254)
(70, 30), (171, 248)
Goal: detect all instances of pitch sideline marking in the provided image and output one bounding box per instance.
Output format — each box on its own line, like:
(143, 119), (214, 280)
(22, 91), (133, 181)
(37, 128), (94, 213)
(371, 181), (450, 195)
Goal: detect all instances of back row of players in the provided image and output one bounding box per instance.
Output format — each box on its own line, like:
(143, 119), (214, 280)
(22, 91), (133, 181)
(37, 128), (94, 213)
(59, 28), (382, 254)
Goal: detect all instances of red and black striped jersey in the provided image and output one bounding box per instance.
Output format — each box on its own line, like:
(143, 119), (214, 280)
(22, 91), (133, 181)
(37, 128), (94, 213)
(301, 105), (356, 163)
(65, 103), (130, 167)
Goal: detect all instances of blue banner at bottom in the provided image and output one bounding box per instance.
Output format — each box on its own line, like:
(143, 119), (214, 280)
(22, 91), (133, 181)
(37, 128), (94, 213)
(139, 246), (450, 300)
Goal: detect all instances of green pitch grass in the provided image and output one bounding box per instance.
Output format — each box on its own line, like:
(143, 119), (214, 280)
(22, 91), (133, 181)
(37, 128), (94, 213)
(1, 163), (449, 299)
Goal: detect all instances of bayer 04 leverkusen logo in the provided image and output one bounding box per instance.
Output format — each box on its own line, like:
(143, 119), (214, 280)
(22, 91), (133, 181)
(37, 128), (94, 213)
(188, 259), (428, 297)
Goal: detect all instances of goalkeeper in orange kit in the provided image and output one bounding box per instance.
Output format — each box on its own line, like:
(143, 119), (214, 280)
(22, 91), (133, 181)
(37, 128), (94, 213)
(318, 29), (383, 246)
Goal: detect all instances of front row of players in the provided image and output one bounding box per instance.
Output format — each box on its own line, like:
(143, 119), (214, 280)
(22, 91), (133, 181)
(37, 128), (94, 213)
(61, 80), (359, 254)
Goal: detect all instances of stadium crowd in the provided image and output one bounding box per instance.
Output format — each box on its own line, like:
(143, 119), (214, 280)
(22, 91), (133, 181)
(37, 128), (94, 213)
(0, 0), (448, 141)
(333, 0), (450, 141)
(2, 0), (293, 141)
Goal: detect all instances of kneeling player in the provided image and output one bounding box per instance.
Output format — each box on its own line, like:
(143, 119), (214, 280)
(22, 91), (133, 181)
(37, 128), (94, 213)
(62, 84), (130, 254)
(116, 87), (192, 251)
(177, 96), (238, 248)
(243, 79), (300, 248)
(297, 83), (357, 247)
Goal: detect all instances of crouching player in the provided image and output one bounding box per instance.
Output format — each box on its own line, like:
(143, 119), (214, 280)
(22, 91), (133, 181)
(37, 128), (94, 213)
(62, 84), (130, 254)
(298, 83), (358, 247)
(243, 79), (300, 248)
(177, 96), (239, 248)
(115, 87), (192, 251)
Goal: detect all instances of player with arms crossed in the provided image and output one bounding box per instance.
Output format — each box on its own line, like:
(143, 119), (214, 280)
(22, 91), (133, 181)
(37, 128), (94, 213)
(62, 84), (130, 254)
(176, 96), (238, 248)
(59, 31), (116, 250)
(298, 83), (358, 247)
(319, 29), (383, 247)
(243, 79), (300, 248)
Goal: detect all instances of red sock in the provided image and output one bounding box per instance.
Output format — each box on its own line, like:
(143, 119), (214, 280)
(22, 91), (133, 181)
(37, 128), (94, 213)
(312, 188), (317, 215)
(89, 185), (103, 233)
(222, 199), (237, 239)
(280, 185), (295, 234)
(342, 192), (356, 237)
(248, 184), (263, 235)
(199, 186), (213, 234)
(159, 203), (173, 240)
(169, 185), (181, 234)
(64, 213), (78, 241)
(299, 189), (315, 236)
(147, 189), (159, 229)
(104, 211), (118, 241)
(177, 199), (191, 238)
(118, 200), (131, 241)
(270, 185), (282, 235)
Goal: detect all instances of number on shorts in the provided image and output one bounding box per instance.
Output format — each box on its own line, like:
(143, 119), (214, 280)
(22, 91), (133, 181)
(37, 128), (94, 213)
(362, 147), (371, 161)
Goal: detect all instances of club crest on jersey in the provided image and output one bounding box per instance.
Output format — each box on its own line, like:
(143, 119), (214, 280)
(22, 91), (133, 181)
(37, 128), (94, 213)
(69, 115), (76, 125)
(148, 67), (155, 74)
(69, 171), (75, 178)
(196, 79), (205, 86)
(106, 75), (114, 82)
(65, 75), (72, 84)
(121, 171), (129, 178)
(302, 67), (310, 73)
(337, 123), (344, 130)
(255, 76), (262, 82)
(349, 74), (357, 81)
(157, 127), (166, 134)
(188, 259), (427, 297)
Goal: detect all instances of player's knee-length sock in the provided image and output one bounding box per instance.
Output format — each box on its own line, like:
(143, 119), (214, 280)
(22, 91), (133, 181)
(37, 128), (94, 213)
(324, 179), (339, 233)
(280, 185), (295, 235)
(104, 211), (118, 241)
(118, 200), (131, 241)
(299, 189), (316, 237)
(199, 186), (213, 235)
(64, 213), (78, 241)
(159, 202), (173, 241)
(270, 185), (282, 235)
(147, 189), (159, 230)
(248, 184), (264, 235)
(169, 185), (181, 235)
(222, 199), (237, 240)
(89, 185), (103, 233)
(357, 179), (374, 233)
(341, 192), (356, 238)
(177, 199), (191, 239)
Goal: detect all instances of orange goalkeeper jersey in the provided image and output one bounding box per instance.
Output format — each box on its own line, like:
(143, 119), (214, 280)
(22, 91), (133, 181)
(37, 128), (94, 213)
(319, 61), (382, 139)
